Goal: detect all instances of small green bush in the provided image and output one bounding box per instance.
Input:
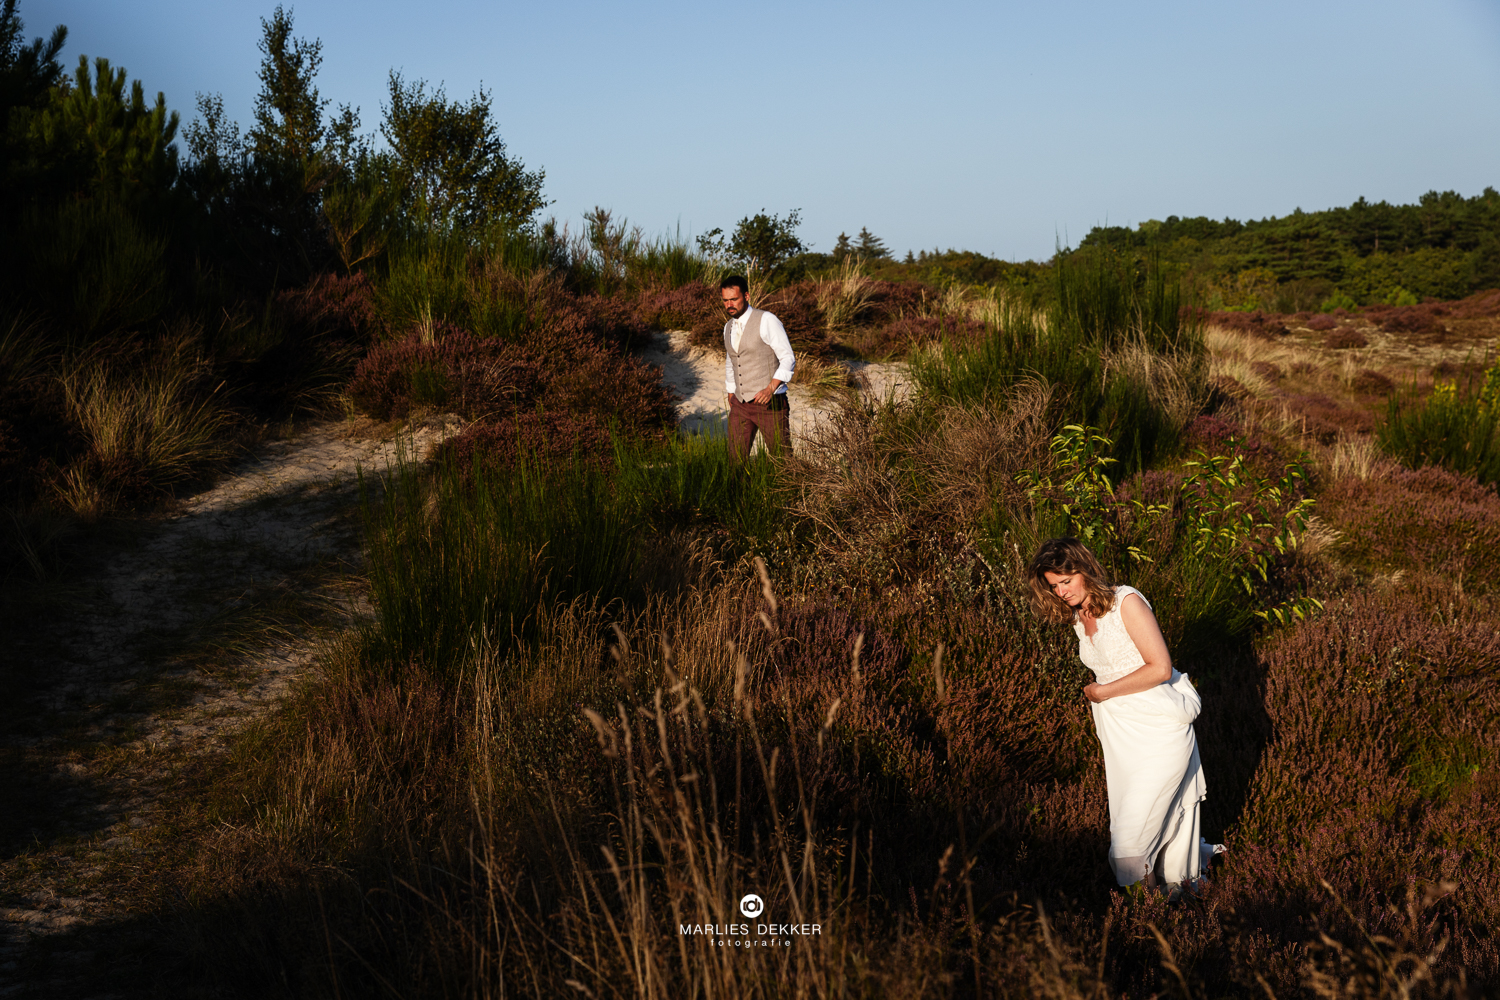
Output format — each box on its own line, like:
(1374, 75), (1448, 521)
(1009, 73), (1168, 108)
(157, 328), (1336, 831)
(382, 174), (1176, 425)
(15, 198), (168, 337)
(1378, 363), (1500, 484)
(998, 424), (1317, 650)
(1319, 289), (1359, 312)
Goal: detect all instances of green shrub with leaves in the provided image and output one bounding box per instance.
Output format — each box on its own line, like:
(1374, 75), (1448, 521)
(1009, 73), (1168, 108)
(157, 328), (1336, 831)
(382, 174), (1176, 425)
(696, 208), (806, 280)
(380, 70), (546, 233)
(1003, 424), (1318, 648)
(1379, 361), (1500, 485)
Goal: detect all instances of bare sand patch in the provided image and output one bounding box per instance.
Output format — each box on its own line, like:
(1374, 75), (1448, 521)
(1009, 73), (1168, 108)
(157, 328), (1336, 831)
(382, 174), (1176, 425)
(636, 329), (910, 446)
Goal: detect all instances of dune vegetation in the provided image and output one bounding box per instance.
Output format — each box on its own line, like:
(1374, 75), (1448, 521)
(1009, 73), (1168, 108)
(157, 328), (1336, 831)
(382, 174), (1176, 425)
(2, 2), (1499, 997)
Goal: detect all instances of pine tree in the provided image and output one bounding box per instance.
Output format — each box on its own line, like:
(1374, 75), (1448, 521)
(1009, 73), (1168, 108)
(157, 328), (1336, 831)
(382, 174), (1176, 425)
(26, 55), (179, 201)
(833, 231), (852, 261)
(1, 0), (66, 202)
(247, 5), (327, 164)
(855, 226), (889, 260)
(381, 71), (547, 231)
(0, 0), (65, 121)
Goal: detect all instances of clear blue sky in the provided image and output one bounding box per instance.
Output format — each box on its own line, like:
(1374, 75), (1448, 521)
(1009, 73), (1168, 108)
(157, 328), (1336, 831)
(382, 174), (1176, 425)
(23, 0), (1500, 261)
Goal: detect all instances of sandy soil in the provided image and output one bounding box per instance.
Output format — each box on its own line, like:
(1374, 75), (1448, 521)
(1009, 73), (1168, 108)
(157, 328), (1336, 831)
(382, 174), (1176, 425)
(0, 416), (463, 996)
(637, 330), (911, 444)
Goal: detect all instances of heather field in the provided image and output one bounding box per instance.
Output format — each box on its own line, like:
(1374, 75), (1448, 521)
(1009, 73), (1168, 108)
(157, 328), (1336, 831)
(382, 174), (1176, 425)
(3, 4), (1500, 996)
(4, 233), (1499, 996)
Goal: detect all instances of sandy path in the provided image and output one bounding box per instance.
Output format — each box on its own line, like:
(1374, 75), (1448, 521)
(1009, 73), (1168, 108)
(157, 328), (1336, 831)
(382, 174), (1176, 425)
(637, 330), (911, 443)
(0, 416), (462, 997)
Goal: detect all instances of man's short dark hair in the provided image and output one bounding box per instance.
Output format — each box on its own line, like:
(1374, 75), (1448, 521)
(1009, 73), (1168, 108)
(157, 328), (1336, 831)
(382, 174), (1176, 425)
(720, 275), (749, 295)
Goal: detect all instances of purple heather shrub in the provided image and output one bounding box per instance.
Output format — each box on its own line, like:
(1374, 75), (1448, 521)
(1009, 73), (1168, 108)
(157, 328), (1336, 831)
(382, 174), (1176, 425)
(633, 282), (721, 336)
(1325, 326), (1370, 349)
(1209, 310), (1290, 339)
(276, 272), (376, 342)
(1322, 465), (1500, 582)
(437, 411), (616, 472)
(346, 332), (542, 421)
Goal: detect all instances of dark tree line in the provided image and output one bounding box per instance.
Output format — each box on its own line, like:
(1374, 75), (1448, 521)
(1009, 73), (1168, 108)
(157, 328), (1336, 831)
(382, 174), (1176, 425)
(1077, 188), (1500, 304)
(0, 1), (548, 332)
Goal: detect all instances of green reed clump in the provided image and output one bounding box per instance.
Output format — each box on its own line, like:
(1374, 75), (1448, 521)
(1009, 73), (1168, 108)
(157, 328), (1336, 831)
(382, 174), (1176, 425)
(375, 223), (555, 341)
(12, 197), (170, 340)
(1051, 247), (1195, 355)
(613, 432), (785, 540)
(628, 230), (713, 289)
(361, 433), (787, 680)
(909, 255), (1205, 472)
(1378, 363), (1500, 484)
(360, 447), (635, 678)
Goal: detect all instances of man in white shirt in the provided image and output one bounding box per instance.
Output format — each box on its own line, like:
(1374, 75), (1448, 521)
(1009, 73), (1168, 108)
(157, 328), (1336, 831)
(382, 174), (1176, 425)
(720, 275), (796, 460)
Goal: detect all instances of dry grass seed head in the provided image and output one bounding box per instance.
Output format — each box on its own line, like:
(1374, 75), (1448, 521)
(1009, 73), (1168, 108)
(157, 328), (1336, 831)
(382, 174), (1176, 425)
(1103, 336), (1207, 428)
(1324, 433), (1392, 482)
(814, 256), (877, 335)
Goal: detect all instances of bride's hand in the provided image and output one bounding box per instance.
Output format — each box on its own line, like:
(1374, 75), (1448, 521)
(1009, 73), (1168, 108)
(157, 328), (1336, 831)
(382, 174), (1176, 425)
(1084, 683), (1107, 703)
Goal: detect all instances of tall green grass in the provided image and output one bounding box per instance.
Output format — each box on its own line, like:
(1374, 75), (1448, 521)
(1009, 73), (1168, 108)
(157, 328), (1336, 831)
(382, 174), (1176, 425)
(375, 223), (558, 341)
(360, 448), (633, 677)
(909, 253), (1207, 471)
(619, 228), (715, 290)
(567, 211), (715, 294)
(361, 433), (785, 680)
(374, 219), (714, 342)
(1378, 366), (1500, 484)
(1051, 247), (1194, 354)
(613, 432), (785, 541)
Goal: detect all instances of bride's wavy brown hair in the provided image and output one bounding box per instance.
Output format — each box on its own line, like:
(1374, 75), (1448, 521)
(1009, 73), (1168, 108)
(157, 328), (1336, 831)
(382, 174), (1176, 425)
(1027, 537), (1116, 623)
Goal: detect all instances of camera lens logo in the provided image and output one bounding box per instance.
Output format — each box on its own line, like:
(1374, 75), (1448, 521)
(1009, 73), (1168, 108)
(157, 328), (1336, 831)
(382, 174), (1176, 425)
(739, 894), (764, 919)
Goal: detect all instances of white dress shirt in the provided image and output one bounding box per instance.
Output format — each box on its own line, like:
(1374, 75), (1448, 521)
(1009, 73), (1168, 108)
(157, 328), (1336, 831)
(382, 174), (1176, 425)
(725, 308), (796, 395)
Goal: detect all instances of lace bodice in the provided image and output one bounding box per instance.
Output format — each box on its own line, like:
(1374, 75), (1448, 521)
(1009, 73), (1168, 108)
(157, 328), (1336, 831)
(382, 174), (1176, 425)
(1074, 585), (1150, 684)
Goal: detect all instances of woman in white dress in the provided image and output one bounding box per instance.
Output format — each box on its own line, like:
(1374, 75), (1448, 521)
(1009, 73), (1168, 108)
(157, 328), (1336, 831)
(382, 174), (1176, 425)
(1028, 537), (1221, 894)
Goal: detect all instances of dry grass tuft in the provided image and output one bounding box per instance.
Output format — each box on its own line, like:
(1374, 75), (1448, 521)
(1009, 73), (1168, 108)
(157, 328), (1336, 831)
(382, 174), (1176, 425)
(793, 354), (857, 401)
(814, 257), (878, 337)
(55, 339), (233, 516)
(1205, 324), (1327, 400)
(1103, 337), (1209, 429)
(1324, 433), (1392, 481)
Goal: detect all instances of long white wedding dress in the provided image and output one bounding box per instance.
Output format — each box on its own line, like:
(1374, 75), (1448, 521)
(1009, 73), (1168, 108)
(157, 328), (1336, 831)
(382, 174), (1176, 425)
(1075, 586), (1215, 887)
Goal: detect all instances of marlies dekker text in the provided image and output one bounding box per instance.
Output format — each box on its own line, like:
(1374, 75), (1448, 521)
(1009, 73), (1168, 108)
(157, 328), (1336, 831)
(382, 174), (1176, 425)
(680, 924), (821, 937)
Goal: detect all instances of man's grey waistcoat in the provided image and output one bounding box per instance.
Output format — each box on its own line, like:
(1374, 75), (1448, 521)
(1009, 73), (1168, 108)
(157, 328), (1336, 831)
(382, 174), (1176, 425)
(724, 308), (779, 403)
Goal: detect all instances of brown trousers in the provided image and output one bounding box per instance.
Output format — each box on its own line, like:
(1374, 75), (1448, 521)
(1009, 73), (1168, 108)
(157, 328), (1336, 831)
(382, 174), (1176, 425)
(728, 394), (792, 460)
